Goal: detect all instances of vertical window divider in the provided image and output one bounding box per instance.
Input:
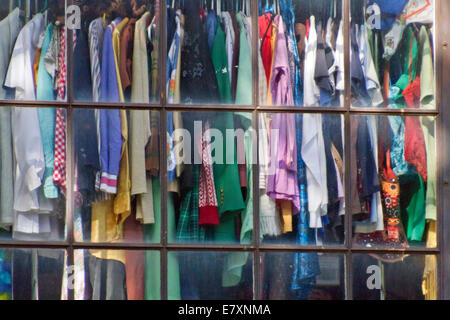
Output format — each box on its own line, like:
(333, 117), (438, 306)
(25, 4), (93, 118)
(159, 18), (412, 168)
(251, 0), (262, 301)
(159, 0), (169, 301)
(343, 0), (353, 301)
(65, 0), (75, 301)
(438, 0), (450, 300)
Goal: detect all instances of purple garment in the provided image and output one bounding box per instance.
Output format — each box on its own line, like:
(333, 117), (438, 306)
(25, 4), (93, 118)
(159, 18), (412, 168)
(266, 16), (300, 213)
(99, 19), (122, 193)
(270, 15), (294, 106)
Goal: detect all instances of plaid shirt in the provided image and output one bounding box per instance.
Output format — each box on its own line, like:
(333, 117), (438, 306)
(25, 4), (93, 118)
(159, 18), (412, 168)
(176, 165), (206, 242)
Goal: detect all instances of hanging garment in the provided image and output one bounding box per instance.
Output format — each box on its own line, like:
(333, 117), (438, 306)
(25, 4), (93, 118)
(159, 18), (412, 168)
(235, 13), (252, 106)
(53, 27), (67, 192)
(73, 24), (93, 102)
(259, 12), (274, 85)
(222, 120), (254, 287)
(88, 17), (105, 103)
(270, 15), (294, 106)
(303, 16), (319, 106)
(302, 113), (328, 229)
(291, 114), (320, 299)
(166, 11), (183, 186)
(119, 18), (137, 100)
(402, 0), (434, 25)
(229, 12), (240, 102)
(99, 18), (123, 194)
(129, 12), (154, 223)
(403, 77), (427, 182)
(180, 0), (219, 104)
(418, 26), (436, 221)
(112, 18), (132, 225)
(206, 9), (218, 51)
(0, 8), (23, 99)
(211, 21), (232, 103)
(366, 0), (409, 30)
(334, 20), (345, 104)
(360, 24), (383, 106)
(259, 114), (280, 236)
(315, 24), (333, 107)
(0, 8), (22, 228)
(221, 11), (235, 88)
(198, 121), (219, 226)
(37, 24), (58, 200)
(5, 13), (57, 240)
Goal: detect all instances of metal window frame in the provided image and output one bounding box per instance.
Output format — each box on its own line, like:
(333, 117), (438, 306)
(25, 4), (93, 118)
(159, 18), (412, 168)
(0, 0), (446, 300)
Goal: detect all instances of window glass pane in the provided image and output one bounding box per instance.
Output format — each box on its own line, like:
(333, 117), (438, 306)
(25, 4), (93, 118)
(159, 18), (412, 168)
(170, 251), (253, 300)
(353, 254), (437, 300)
(169, 0), (253, 105)
(0, 106), (66, 242)
(73, 108), (160, 244)
(0, 0), (67, 102)
(350, 0), (435, 109)
(258, 0), (344, 107)
(72, 0), (160, 104)
(73, 249), (160, 300)
(0, 248), (65, 300)
(262, 252), (345, 300)
(169, 111), (254, 245)
(351, 115), (436, 249)
(260, 113), (345, 246)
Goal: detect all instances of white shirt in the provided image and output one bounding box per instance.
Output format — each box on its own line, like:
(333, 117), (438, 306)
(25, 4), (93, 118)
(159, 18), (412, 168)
(5, 13), (54, 239)
(360, 24), (383, 106)
(334, 20), (345, 106)
(303, 16), (319, 106)
(302, 114), (328, 229)
(5, 13), (44, 100)
(0, 8), (23, 99)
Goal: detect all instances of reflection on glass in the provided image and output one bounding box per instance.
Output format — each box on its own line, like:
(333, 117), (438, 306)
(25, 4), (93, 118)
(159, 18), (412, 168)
(350, 0), (435, 109)
(259, 0), (344, 107)
(166, 0), (252, 105)
(170, 251), (253, 300)
(168, 111), (254, 245)
(260, 113), (345, 245)
(72, 249), (160, 300)
(73, 0), (159, 103)
(351, 115), (436, 249)
(353, 254), (436, 300)
(74, 108), (160, 244)
(0, 249), (65, 300)
(0, 0), (66, 102)
(262, 252), (345, 300)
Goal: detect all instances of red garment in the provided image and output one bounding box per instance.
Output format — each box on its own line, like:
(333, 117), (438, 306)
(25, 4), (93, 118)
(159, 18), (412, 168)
(305, 18), (310, 40)
(198, 122), (219, 226)
(53, 28), (67, 191)
(123, 212), (145, 300)
(259, 13), (273, 85)
(403, 76), (427, 182)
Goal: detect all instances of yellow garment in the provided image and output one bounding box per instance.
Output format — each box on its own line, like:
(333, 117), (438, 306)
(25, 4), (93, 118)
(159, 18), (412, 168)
(173, 12), (185, 181)
(266, 20), (277, 104)
(112, 18), (131, 224)
(90, 200), (126, 264)
(422, 220), (437, 300)
(114, 110), (131, 224)
(280, 200), (293, 233)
